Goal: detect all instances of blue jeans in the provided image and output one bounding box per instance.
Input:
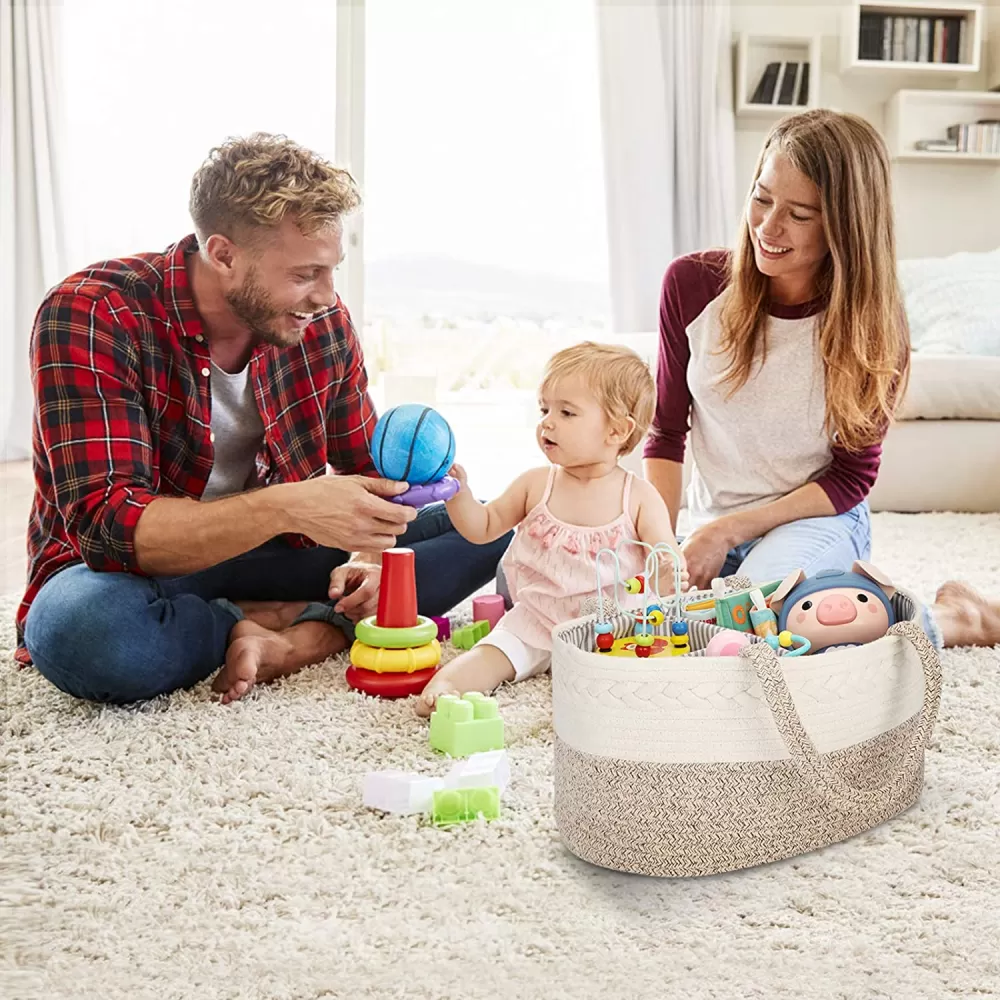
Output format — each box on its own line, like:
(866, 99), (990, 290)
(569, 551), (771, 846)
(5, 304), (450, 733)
(710, 500), (943, 647)
(718, 501), (872, 582)
(24, 503), (512, 704)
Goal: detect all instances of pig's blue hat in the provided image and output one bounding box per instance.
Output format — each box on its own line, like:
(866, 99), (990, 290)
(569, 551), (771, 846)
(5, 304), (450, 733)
(776, 568), (896, 632)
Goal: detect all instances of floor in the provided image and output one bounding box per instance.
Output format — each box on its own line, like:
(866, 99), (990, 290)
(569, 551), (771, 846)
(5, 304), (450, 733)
(4, 511), (999, 999)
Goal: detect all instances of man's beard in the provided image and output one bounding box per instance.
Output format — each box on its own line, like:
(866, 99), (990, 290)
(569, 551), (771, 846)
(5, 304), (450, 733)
(225, 267), (301, 348)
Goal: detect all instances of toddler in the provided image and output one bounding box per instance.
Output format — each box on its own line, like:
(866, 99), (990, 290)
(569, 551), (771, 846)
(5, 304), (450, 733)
(416, 341), (686, 717)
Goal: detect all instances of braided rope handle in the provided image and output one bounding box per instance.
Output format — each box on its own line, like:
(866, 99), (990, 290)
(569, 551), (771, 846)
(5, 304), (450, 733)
(739, 619), (942, 818)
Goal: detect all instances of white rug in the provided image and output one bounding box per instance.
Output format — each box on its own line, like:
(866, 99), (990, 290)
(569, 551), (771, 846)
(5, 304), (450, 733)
(2, 513), (999, 1000)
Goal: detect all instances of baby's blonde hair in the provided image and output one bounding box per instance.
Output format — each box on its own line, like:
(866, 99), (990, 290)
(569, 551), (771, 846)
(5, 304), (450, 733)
(540, 341), (655, 455)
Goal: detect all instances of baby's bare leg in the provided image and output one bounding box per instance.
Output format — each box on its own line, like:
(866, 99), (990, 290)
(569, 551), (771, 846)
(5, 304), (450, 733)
(415, 644), (516, 718)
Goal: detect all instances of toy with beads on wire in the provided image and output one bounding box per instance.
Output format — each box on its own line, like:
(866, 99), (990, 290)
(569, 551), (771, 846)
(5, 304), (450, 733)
(593, 540), (693, 658)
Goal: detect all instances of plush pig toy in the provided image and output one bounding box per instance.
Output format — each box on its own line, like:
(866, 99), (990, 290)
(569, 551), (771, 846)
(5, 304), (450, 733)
(768, 561), (897, 655)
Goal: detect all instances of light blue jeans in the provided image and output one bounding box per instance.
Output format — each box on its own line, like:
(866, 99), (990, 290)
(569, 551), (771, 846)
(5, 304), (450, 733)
(714, 500), (941, 647)
(718, 500), (872, 581)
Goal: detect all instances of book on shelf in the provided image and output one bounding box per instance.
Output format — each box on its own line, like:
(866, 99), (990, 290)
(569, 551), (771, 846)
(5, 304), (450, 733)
(944, 121), (1000, 154)
(748, 61), (811, 107)
(776, 62), (800, 104)
(796, 62), (809, 105)
(857, 12), (967, 64)
(914, 139), (959, 153)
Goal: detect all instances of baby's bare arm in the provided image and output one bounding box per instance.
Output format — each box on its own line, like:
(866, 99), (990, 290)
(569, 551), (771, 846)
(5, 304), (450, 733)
(444, 465), (546, 544)
(414, 645), (516, 717)
(632, 478), (689, 593)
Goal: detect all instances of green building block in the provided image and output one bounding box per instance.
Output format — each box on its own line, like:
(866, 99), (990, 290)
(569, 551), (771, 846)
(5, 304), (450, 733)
(428, 692), (505, 757)
(452, 620), (490, 650)
(431, 785), (501, 826)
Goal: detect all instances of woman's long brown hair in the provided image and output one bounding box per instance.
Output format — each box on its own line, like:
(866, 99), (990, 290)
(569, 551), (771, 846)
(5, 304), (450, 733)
(717, 110), (910, 452)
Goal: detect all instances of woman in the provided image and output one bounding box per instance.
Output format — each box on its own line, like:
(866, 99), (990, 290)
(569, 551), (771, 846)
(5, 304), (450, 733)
(644, 109), (999, 650)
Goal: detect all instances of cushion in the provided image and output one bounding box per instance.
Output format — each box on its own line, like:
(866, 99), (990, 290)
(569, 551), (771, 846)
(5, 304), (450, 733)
(898, 247), (1000, 356)
(899, 353), (1000, 420)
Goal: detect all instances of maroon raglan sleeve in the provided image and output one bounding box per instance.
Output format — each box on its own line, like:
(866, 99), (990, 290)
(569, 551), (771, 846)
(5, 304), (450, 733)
(813, 443), (882, 513)
(643, 251), (730, 464)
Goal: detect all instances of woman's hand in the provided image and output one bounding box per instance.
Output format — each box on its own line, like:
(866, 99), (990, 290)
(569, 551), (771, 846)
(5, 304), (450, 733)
(680, 519), (737, 590)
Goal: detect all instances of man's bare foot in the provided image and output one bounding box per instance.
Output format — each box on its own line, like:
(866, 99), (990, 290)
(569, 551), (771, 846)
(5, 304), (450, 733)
(212, 619), (347, 704)
(234, 600), (310, 632)
(933, 580), (1000, 648)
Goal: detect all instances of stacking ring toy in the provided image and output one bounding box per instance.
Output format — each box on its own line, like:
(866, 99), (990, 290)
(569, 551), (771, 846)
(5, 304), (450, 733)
(346, 664), (437, 698)
(390, 476), (460, 507)
(350, 639), (442, 674)
(354, 615), (438, 649)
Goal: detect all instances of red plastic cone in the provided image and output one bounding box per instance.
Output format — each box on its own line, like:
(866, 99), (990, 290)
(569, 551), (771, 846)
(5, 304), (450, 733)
(377, 547), (418, 628)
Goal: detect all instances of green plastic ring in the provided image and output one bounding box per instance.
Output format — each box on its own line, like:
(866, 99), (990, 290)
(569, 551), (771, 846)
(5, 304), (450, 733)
(354, 615), (438, 649)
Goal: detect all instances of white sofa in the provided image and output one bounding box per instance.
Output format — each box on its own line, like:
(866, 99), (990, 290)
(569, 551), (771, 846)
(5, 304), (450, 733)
(618, 248), (1000, 513)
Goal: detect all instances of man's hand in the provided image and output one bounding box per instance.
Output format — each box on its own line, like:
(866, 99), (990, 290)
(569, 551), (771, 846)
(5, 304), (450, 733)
(328, 560), (381, 622)
(272, 475), (416, 552)
(680, 520), (736, 591)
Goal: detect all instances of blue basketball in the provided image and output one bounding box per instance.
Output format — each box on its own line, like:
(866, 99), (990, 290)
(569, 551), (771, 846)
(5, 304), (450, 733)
(370, 404), (456, 485)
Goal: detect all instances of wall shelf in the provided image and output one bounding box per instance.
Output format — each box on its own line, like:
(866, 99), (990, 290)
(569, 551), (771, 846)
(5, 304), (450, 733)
(884, 88), (1000, 161)
(841, 1), (983, 76)
(734, 33), (820, 121)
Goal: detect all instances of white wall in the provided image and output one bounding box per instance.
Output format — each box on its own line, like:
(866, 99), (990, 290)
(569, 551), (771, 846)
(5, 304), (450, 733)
(730, 0), (1000, 260)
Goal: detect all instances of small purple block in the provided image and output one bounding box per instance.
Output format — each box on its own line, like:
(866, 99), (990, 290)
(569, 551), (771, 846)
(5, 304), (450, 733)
(430, 615), (451, 641)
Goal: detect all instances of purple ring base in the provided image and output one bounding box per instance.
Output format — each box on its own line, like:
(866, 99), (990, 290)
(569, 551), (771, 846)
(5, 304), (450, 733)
(390, 476), (461, 507)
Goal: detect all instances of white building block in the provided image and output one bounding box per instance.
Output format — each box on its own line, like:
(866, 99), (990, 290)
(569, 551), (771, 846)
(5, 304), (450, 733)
(444, 750), (510, 796)
(363, 770), (445, 815)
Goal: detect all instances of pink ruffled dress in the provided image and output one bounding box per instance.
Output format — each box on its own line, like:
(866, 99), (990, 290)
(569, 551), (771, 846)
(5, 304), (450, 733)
(496, 466), (647, 651)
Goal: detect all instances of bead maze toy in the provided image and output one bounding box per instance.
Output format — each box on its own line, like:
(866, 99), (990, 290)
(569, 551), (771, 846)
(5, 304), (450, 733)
(347, 548), (441, 698)
(592, 539), (695, 658)
(370, 404), (460, 507)
(428, 692), (505, 757)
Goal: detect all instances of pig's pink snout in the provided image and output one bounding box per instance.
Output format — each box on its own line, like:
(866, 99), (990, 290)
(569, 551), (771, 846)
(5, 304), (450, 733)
(816, 594), (858, 626)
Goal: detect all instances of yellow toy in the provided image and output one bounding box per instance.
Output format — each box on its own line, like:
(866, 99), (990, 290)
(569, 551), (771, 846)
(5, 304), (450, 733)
(349, 639), (442, 674)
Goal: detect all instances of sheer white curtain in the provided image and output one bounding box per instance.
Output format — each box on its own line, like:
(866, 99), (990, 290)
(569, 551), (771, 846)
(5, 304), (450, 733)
(0, 0), (67, 461)
(596, 0), (736, 333)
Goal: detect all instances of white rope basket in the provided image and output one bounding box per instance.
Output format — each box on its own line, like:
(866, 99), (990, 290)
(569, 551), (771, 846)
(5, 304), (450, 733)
(550, 586), (941, 877)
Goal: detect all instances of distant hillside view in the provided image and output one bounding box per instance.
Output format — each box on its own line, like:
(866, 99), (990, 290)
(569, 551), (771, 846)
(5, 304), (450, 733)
(366, 254), (610, 324)
(364, 254), (611, 392)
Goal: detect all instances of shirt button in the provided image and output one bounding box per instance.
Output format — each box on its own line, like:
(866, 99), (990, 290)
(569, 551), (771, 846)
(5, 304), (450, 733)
(195, 334), (204, 342)
(210, 432), (216, 443)
(201, 366), (210, 377)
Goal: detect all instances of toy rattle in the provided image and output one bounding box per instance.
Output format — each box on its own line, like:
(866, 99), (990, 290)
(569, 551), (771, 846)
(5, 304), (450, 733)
(764, 630), (812, 657)
(370, 403), (460, 507)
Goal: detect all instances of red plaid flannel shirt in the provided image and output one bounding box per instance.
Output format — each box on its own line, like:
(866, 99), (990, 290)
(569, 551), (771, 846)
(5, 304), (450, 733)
(15, 234), (377, 663)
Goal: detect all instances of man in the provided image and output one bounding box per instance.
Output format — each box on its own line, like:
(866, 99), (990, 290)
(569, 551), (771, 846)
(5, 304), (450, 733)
(16, 133), (510, 705)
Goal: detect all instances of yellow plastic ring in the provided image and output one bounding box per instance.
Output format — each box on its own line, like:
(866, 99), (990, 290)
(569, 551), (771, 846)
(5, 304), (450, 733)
(349, 639), (441, 674)
(354, 615), (438, 649)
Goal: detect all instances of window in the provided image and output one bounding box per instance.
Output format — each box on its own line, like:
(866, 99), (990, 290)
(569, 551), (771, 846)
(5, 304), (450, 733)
(60, 0), (338, 271)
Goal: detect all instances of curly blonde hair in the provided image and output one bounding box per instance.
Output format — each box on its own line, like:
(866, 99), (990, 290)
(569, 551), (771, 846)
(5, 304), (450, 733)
(541, 342), (655, 455)
(189, 132), (361, 246)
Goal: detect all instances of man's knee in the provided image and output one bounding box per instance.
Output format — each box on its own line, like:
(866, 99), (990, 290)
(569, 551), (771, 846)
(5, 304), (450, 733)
(24, 566), (166, 703)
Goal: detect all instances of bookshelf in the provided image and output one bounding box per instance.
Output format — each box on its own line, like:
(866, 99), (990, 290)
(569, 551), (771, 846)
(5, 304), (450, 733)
(735, 33), (821, 121)
(840, 1), (983, 75)
(884, 89), (1000, 161)
(989, 31), (1000, 90)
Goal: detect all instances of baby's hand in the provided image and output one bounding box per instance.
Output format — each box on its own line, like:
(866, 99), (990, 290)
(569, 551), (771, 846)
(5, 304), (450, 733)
(448, 463), (469, 492)
(414, 675), (460, 718)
